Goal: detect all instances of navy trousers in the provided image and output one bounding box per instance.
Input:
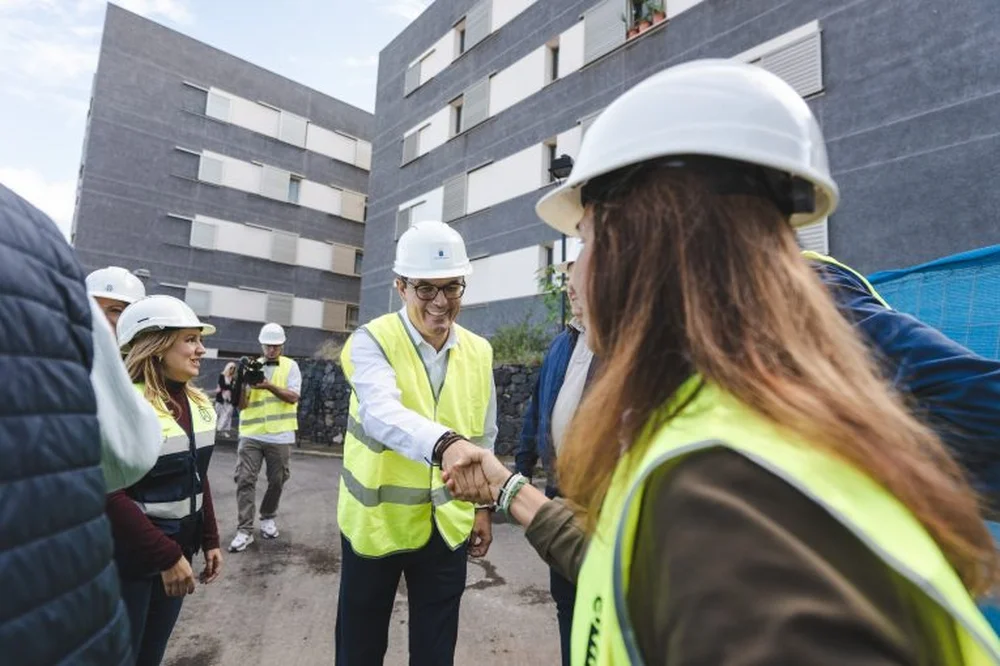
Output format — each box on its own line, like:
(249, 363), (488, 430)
(335, 528), (468, 666)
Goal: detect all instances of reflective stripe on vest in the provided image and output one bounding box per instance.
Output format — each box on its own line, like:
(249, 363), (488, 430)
(337, 312), (493, 557)
(802, 250), (892, 309)
(571, 377), (1000, 665)
(239, 356), (298, 435)
(129, 383), (216, 524)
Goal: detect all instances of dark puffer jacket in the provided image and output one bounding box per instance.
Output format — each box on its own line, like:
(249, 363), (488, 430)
(0, 185), (131, 665)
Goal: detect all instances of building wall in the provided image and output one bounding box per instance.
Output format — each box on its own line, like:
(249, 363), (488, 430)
(365, 0), (1000, 335)
(73, 5), (374, 358)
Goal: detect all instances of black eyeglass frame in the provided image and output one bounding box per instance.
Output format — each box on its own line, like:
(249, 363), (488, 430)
(400, 279), (467, 301)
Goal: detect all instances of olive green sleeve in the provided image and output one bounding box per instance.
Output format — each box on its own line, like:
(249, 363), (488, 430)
(524, 497), (589, 583)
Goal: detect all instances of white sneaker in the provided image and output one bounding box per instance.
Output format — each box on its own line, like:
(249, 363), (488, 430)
(229, 531), (254, 552)
(260, 518), (279, 539)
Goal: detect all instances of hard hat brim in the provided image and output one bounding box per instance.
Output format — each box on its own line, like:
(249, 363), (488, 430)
(88, 290), (142, 305)
(392, 265), (474, 280)
(536, 184), (584, 237)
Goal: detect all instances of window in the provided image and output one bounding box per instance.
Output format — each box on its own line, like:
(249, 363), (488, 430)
(278, 111), (308, 147)
(332, 243), (357, 274)
(402, 131), (419, 165)
(451, 98), (464, 137)
(583, 0), (625, 64)
(190, 219), (217, 250)
(341, 190), (367, 222)
(456, 21), (467, 54)
(185, 287), (212, 317)
(198, 155), (224, 185)
(464, 0), (491, 51)
(288, 175), (302, 204)
(266, 292), (294, 326)
(750, 29), (823, 98)
(442, 173), (468, 222)
(546, 142), (558, 183)
(796, 218), (829, 254)
(205, 90), (231, 121)
(354, 250), (363, 276)
(271, 230), (299, 265)
(461, 77), (490, 130)
(260, 165), (292, 201)
(395, 207), (412, 240)
(322, 300), (347, 331)
(404, 59), (422, 96)
(346, 305), (359, 331)
(547, 43), (560, 83)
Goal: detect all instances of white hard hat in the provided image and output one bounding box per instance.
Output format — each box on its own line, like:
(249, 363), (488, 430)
(86, 266), (146, 304)
(536, 59), (839, 235)
(258, 322), (286, 345)
(393, 220), (473, 280)
(117, 295), (216, 349)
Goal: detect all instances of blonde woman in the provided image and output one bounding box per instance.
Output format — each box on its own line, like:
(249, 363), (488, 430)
(444, 61), (1000, 664)
(215, 361), (237, 433)
(107, 295), (223, 666)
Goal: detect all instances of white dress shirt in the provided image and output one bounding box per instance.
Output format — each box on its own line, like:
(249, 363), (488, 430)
(349, 308), (498, 463)
(247, 358), (302, 445)
(89, 296), (162, 492)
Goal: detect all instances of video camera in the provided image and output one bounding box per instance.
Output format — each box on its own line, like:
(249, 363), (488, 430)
(233, 356), (265, 396)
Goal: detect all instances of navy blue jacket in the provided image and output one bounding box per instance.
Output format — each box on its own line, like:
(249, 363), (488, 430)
(0, 185), (132, 665)
(813, 259), (1000, 504)
(516, 326), (595, 492)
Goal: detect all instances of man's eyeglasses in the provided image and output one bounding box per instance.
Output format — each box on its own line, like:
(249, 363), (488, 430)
(405, 280), (466, 301)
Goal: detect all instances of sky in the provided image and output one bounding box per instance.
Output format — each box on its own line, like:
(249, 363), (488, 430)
(0, 0), (430, 239)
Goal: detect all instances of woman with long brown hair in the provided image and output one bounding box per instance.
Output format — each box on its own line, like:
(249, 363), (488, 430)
(107, 295), (223, 666)
(443, 60), (1000, 664)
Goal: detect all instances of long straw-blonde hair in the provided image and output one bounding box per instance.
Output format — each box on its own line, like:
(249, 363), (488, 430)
(558, 160), (999, 595)
(125, 329), (210, 416)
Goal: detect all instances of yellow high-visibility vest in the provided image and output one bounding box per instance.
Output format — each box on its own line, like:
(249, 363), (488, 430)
(338, 312), (493, 557)
(572, 376), (1000, 665)
(239, 356), (298, 436)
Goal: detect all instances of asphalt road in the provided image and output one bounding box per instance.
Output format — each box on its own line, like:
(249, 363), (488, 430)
(161, 446), (562, 666)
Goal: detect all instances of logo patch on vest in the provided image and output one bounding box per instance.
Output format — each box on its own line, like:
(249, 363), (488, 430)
(198, 405), (214, 423)
(585, 595), (602, 664)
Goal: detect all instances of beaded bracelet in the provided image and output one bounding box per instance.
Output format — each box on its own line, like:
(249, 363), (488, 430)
(497, 473), (529, 514)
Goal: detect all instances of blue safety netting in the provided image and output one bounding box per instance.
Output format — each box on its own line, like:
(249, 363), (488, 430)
(868, 245), (1000, 360)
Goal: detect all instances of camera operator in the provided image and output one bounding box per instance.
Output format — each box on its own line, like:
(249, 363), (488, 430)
(228, 323), (300, 553)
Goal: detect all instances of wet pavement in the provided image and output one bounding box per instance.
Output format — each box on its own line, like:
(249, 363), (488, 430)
(162, 446), (561, 666)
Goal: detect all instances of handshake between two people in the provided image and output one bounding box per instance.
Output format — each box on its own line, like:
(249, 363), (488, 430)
(440, 440), (511, 506)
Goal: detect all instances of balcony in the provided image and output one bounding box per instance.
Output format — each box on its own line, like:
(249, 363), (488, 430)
(626, 0), (667, 40)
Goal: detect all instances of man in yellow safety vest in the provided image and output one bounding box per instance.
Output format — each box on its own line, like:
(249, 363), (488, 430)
(335, 220), (498, 666)
(228, 322), (300, 552)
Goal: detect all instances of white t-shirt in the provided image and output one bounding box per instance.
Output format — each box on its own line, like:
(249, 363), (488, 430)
(246, 358), (301, 445)
(550, 328), (594, 456)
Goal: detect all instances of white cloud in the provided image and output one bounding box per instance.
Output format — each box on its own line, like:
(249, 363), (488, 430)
(342, 54), (379, 68)
(381, 0), (430, 21)
(0, 167), (77, 239)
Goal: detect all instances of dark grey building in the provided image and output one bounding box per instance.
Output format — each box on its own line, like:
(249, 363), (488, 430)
(363, 0), (1000, 334)
(73, 5), (374, 359)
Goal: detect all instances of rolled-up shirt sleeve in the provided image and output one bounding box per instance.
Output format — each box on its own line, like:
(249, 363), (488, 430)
(350, 329), (449, 463)
(90, 297), (162, 492)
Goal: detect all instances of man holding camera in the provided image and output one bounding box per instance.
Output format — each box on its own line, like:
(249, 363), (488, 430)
(229, 323), (300, 553)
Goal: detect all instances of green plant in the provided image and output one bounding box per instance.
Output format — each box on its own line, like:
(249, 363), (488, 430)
(490, 316), (552, 366)
(536, 264), (567, 325)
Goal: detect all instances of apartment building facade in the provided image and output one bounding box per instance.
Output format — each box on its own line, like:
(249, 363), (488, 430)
(363, 0), (1000, 334)
(73, 5), (373, 358)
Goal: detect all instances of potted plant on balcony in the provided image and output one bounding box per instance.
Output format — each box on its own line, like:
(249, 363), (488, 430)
(623, 10), (639, 39)
(646, 0), (666, 25)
